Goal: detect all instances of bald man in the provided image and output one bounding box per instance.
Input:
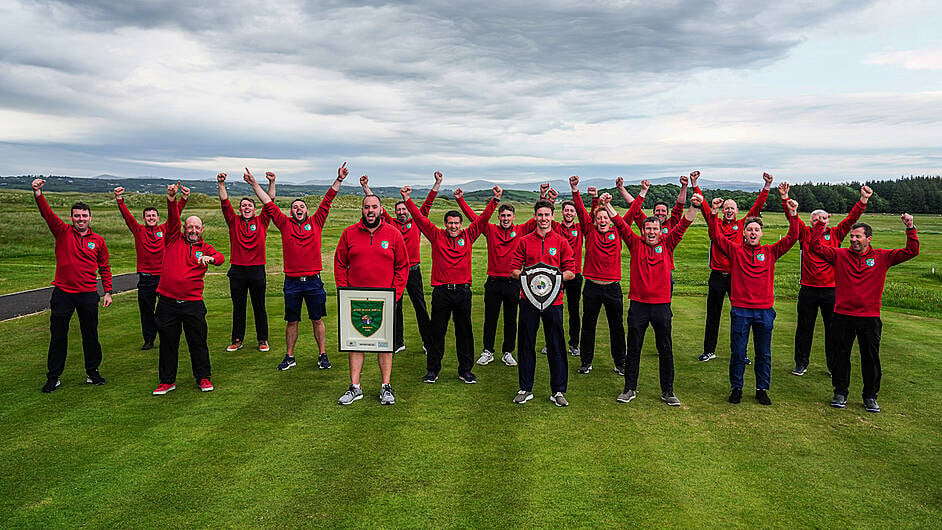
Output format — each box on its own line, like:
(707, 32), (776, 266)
(152, 183), (225, 395)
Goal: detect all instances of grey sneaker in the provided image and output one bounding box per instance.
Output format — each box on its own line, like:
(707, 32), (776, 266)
(337, 385), (363, 405)
(661, 392), (681, 406)
(613, 365), (625, 376)
(830, 393), (847, 408)
(616, 389), (637, 403)
(477, 350), (494, 365)
(501, 352), (517, 366)
(863, 397), (880, 413)
(550, 392), (569, 407)
(568, 345), (580, 357)
(379, 384), (396, 405)
(577, 364), (592, 374)
(791, 364), (808, 376)
(698, 352), (716, 362)
(512, 390), (533, 404)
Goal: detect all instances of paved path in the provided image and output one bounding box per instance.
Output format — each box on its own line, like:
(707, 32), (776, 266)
(0, 273), (138, 321)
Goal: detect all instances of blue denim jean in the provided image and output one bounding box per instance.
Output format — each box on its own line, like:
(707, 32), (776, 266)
(729, 306), (775, 390)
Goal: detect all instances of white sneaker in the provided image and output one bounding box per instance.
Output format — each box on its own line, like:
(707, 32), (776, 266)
(501, 352), (517, 366)
(550, 392), (569, 407)
(512, 390), (533, 404)
(477, 350), (495, 365)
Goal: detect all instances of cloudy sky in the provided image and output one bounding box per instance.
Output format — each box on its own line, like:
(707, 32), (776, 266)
(1, 0), (940, 185)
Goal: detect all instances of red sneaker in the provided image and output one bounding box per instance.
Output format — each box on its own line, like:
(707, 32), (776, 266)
(198, 378), (214, 392)
(153, 383), (175, 395)
(226, 340), (243, 352)
(258, 341), (270, 352)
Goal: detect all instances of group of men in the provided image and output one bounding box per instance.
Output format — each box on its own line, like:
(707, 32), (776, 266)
(31, 168), (919, 413)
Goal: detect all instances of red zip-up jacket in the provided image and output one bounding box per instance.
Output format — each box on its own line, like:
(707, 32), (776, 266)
(624, 215), (692, 304)
(265, 187), (336, 276)
(707, 212), (800, 309)
(574, 191), (641, 282)
(552, 220), (583, 274)
(809, 222), (919, 317)
(221, 198), (272, 266)
(784, 199), (866, 288)
(510, 229), (577, 306)
(334, 219), (409, 300)
(457, 196), (537, 277)
(406, 197), (497, 285)
(36, 193), (112, 293)
(157, 198), (225, 301)
(117, 196), (186, 274)
(383, 190), (437, 265)
(703, 187), (769, 272)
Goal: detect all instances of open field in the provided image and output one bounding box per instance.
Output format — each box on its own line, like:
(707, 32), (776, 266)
(1, 190), (940, 527)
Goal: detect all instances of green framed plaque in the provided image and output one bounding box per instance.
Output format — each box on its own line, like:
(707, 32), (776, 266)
(337, 287), (396, 352)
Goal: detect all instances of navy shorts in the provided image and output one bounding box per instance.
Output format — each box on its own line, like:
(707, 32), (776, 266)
(283, 276), (327, 322)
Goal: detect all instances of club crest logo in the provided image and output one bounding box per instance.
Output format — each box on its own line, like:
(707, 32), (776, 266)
(571, 230), (578, 237)
(824, 234), (831, 241)
(406, 222), (412, 229)
(195, 251), (204, 259)
(607, 232), (616, 241)
(866, 258), (875, 267)
(733, 225), (739, 231)
(510, 231), (516, 237)
(549, 247), (558, 256)
(380, 241), (389, 249)
(655, 246), (663, 254)
(155, 231), (163, 238)
(87, 242), (96, 250)
(662, 227), (668, 234)
(304, 224), (312, 231)
(757, 254), (766, 262)
(458, 238), (465, 247)
(250, 224), (257, 231)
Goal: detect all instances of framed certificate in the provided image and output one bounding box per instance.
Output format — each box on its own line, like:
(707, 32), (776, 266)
(337, 287), (396, 353)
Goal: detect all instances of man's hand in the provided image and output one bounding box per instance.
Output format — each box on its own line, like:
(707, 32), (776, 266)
(113, 186), (124, 200)
(360, 174), (369, 188)
(599, 192), (612, 205)
(586, 186), (598, 198)
(197, 255), (215, 266)
(32, 178), (45, 195)
(690, 170), (700, 188)
(401, 186), (412, 201)
(265, 171), (276, 183)
(861, 185), (873, 203)
(217, 172), (227, 183)
(180, 186), (190, 200)
(547, 188), (558, 201)
(167, 181), (180, 198)
(243, 168), (257, 186)
(102, 293), (113, 307)
(711, 197), (724, 210)
(434, 171), (443, 185)
(569, 175), (579, 191)
(640, 179), (651, 192)
(763, 172), (774, 186)
(615, 177), (625, 189)
(691, 193), (704, 208)
(540, 182), (550, 197)
(778, 182), (790, 200)
(337, 162), (348, 181)
(901, 213), (914, 229)
(787, 199), (799, 217)
(679, 174), (689, 187)
(493, 185), (503, 200)
(453, 187), (463, 200)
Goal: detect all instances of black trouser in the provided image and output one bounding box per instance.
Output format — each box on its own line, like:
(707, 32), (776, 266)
(794, 285), (835, 371)
(625, 301), (674, 393)
(483, 276), (519, 354)
(564, 274), (583, 348)
(580, 281), (626, 368)
(395, 265), (432, 349)
(830, 314), (882, 399)
(228, 264), (268, 343)
(156, 296), (211, 384)
(427, 285), (474, 375)
(703, 270), (731, 355)
(47, 287), (102, 380)
(137, 273), (160, 343)
(518, 303), (568, 393)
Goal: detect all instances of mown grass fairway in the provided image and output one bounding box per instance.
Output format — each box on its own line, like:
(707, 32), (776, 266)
(1, 190), (940, 527)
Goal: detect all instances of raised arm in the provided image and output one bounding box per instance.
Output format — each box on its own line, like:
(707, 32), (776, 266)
(402, 186), (436, 238)
(615, 177), (636, 206)
(32, 178), (67, 234)
(887, 213), (919, 266)
(114, 186), (140, 230)
(330, 162), (348, 193)
(745, 172), (773, 218)
(165, 182), (182, 243)
(570, 176), (592, 230)
(808, 220), (837, 264)
(243, 168), (273, 205)
(770, 199), (801, 259)
(265, 171), (276, 200)
(456, 193), (479, 222)
(468, 186), (501, 239)
(832, 185), (871, 241)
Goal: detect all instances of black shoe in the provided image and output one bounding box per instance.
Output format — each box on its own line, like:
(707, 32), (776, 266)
(791, 364), (807, 376)
(830, 393), (847, 408)
(141, 341), (154, 351)
(755, 389), (772, 406)
(423, 371), (438, 384)
(613, 365), (625, 377)
(42, 379), (61, 393)
(744, 357), (752, 365)
(85, 371), (106, 385)
(458, 371), (477, 384)
(728, 388), (742, 404)
(863, 397), (881, 413)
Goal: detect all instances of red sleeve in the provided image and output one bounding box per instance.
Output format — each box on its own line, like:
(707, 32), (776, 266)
(887, 228), (919, 266)
(220, 198), (237, 227)
(177, 196), (188, 214)
(405, 198), (436, 239)
(707, 208), (733, 257)
(456, 196), (478, 221)
(166, 198), (181, 244)
(98, 238), (112, 292)
(625, 192), (645, 226)
(770, 215), (800, 260)
(392, 231), (409, 300)
(611, 211), (633, 241)
(833, 201), (867, 242)
(808, 222), (837, 263)
(264, 201), (288, 229)
(573, 191), (591, 231)
(665, 216), (692, 250)
(36, 194), (67, 235)
(746, 188), (769, 218)
(510, 238), (527, 271)
(468, 198), (497, 241)
(333, 229), (350, 288)
(116, 199), (141, 233)
(520, 217), (537, 235)
(669, 201), (684, 226)
(420, 190), (438, 217)
(559, 236), (575, 273)
(312, 187), (337, 228)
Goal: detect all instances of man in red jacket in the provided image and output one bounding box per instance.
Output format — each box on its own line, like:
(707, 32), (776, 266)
(334, 195), (410, 405)
(456, 187), (536, 368)
(33, 179), (113, 393)
(702, 190), (800, 405)
(779, 182), (871, 376)
(217, 170), (276, 353)
(810, 214), (919, 413)
(359, 172), (441, 354)
(510, 199), (577, 406)
(114, 185), (188, 351)
(542, 185), (585, 357)
(245, 164), (348, 372)
(152, 182), (225, 395)
(402, 182), (500, 385)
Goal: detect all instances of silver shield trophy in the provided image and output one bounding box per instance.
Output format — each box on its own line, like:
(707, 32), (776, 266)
(520, 262), (563, 312)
